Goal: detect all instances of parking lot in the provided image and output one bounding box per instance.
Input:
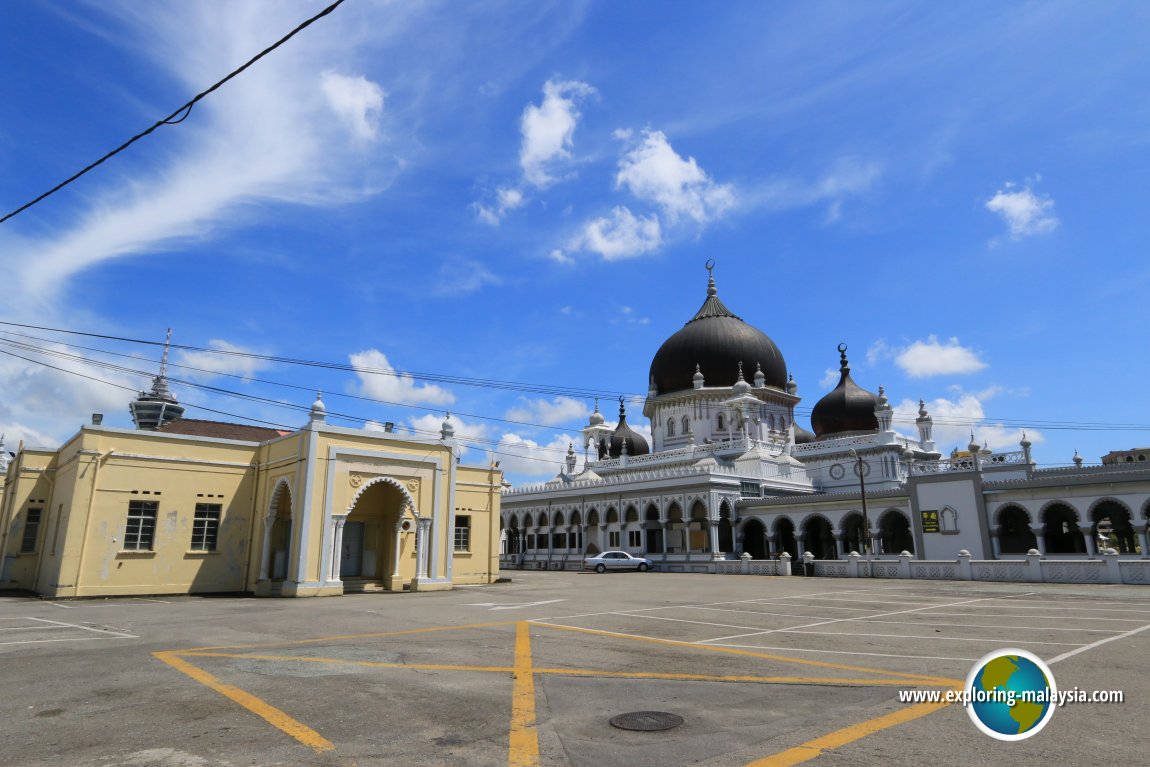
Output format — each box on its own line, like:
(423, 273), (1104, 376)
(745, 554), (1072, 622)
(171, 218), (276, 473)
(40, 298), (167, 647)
(1, 572), (1147, 766)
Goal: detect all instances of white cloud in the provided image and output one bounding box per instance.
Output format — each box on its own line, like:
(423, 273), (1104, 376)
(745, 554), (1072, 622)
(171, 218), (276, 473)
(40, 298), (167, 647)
(819, 368), (840, 389)
(985, 180), (1058, 241)
(474, 186), (526, 226)
(571, 206), (661, 260)
(493, 432), (578, 478)
(350, 349), (454, 406)
(321, 71), (385, 142)
(408, 412), (489, 460)
(891, 336), (988, 378)
(548, 248), (575, 265)
(175, 339), (270, 381)
(893, 394), (1043, 453)
(13, 4), (397, 300)
(430, 257), (502, 297)
(615, 129), (735, 225)
(519, 79), (596, 188)
(505, 396), (588, 426)
(0, 341), (141, 445)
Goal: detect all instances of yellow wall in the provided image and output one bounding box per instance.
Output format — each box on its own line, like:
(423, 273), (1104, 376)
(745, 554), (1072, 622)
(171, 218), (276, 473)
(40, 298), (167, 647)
(0, 422), (502, 598)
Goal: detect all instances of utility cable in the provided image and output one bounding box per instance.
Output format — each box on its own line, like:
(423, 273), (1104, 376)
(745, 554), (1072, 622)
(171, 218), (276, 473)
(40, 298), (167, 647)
(1, 0), (347, 224)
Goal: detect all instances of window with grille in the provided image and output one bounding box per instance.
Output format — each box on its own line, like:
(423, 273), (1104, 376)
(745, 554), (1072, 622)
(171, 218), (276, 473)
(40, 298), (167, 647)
(124, 501), (158, 551)
(191, 504), (221, 551)
(20, 508), (43, 553)
(628, 530), (642, 548)
(454, 515), (471, 551)
(609, 531), (620, 548)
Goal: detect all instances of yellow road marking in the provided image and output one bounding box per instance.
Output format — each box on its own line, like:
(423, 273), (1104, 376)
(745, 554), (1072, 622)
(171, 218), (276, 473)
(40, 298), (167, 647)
(173, 651), (920, 687)
(509, 622), (539, 767)
(742, 698), (956, 767)
(179, 620), (519, 652)
(533, 622), (961, 686)
(152, 651), (334, 753)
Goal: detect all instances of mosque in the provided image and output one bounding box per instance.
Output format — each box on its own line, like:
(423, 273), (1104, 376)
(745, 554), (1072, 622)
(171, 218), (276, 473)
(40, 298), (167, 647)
(500, 264), (1150, 576)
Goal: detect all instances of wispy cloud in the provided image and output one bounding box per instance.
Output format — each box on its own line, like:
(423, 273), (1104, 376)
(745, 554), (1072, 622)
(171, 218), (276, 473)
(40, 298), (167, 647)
(13, 3), (396, 301)
(429, 256), (503, 297)
(893, 392), (1042, 453)
(175, 339), (270, 381)
(985, 177), (1058, 242)
(744, 158), (882, 217)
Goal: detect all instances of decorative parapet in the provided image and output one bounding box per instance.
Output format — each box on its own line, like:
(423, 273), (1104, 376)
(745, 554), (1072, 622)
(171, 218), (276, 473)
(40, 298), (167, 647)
(504, 461), (742, 496)
(910, 450), (1026, 475)
(587, 434), (789, 472)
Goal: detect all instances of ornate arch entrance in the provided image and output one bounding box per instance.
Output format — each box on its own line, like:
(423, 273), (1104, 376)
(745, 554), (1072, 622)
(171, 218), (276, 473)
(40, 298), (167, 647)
(339, 476), (420, 591)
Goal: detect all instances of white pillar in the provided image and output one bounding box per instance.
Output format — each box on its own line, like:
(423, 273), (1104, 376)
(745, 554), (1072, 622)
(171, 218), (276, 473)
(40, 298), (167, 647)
(1030, 526), (1046, 555)
(1137, 526), (1149, 558)
(392, 520), (405, 579)
(1081, 526), (1097, 556)
(416, 517), (433, 579)
(330, 515), (347, 581)
(990, 532), (1002, 558)
(708, 520), (720, 554)
(258, 515), (275, 580)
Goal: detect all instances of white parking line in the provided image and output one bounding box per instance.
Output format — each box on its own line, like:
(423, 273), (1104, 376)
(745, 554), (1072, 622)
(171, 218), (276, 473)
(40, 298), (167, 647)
(779, 629), (1084, 647)
(1046, 623), (1150, 665)
(850, 618), (1121, 634)
(908, 610), (1149, 624)
(0, 624), (70, 632)
(44, 601), (74, 609)
(26, 617), (137, 639)
(698, 593), (1035, 644)
(0, 636), (105, 646)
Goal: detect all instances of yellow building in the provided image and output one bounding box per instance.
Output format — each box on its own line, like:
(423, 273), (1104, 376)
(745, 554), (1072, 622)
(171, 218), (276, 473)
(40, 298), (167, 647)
(0, 397), (502, 598)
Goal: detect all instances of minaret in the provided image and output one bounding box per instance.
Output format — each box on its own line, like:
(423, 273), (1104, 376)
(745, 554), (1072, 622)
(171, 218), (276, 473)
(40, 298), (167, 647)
(130, 329), (185, 430)
(874, 385), (894, 433)
(582, 399), (613, 463)
(915, 399), (935, 452)
(0, 433), (9, 475)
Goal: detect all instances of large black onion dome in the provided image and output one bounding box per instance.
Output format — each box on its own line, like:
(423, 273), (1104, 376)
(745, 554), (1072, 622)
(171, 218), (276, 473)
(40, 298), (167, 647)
(810, 344), (879, 437)
(607, 398), (650, 458)
(649, 263), (787, 395)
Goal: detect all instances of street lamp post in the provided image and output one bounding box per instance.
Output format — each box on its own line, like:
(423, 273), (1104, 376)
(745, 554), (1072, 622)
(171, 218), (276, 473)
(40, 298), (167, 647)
(848, 448), (872, 556)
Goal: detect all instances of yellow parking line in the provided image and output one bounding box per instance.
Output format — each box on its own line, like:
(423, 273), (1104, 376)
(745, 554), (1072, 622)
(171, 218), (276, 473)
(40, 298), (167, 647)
(742, 699), (955, 767)
(178, 620), (519, 652)
(534, 622), (960, 686)
(173, 651), (918, 687)
(509, 622), (539, 767)
(153, 651), (334, 753)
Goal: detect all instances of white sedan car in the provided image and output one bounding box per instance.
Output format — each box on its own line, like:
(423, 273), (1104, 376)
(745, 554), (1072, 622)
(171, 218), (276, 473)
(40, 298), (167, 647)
(583, 551), (652, 573)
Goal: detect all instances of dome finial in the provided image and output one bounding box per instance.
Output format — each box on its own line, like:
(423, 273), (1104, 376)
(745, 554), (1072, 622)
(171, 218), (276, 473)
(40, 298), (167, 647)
(837, 342), (849, 373)
(705, 259), (717, 297)
(618, 395), (626, 420)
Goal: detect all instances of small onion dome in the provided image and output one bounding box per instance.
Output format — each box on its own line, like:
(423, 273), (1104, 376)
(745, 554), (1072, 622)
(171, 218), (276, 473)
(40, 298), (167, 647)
(588, 399), (605, 426)
(1073, 449), (1083, 467)
(793, 421), (816, 445)
(731, 361), (752, 396)
(692, 364), (705, 388)
(608, 397), (650, 458)
(311, 391), (326, 414)
(876, 385), (888, 408)
(648, 262), (787, 395)
(786, 374), (797, 395)
(1020, 431), (1032, 449)
(810, 344), (879, 437)
(967, 433), (980, 454)
(441, 412), (455, 439)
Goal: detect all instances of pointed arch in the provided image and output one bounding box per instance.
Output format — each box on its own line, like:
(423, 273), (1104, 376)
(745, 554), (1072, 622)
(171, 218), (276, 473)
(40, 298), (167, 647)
(346, 476), (418, 517)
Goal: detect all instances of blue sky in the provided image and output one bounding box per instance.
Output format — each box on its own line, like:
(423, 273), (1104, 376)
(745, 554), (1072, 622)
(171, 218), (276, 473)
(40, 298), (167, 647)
(2, 1), (1149, 483)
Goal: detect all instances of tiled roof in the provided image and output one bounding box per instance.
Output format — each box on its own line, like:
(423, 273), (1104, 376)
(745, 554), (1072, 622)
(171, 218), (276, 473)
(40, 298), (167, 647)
(155, 419), (291, 443)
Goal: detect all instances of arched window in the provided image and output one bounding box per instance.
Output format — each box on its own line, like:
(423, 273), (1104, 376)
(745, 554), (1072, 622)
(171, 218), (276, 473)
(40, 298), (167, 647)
(681, 415), (690, 435)
(717, 413), (725, 431)
(666, 418), (675, 437)
(940, 507), (958, 533)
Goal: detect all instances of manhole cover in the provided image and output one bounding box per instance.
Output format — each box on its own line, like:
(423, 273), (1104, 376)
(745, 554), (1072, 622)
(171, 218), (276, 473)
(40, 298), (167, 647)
(609, 711), (684, 731)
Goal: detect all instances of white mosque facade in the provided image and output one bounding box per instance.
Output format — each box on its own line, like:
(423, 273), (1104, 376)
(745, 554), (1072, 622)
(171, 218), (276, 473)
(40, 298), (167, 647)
(499, 265), (1150, 583)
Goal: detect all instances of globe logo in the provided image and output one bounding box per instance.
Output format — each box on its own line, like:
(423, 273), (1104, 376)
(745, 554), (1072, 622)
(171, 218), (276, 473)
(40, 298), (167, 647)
(965, 649), (1057, 741)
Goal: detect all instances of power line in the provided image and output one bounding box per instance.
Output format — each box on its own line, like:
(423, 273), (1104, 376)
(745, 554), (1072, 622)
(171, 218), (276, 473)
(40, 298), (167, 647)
(1, 0), (348, 224)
